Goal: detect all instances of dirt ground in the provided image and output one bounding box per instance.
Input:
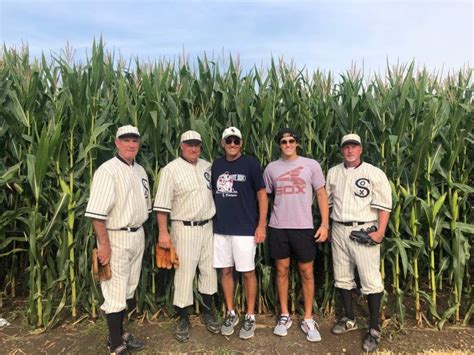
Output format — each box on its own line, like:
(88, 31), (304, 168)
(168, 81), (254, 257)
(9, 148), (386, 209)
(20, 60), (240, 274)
(1, 310), (473, 354)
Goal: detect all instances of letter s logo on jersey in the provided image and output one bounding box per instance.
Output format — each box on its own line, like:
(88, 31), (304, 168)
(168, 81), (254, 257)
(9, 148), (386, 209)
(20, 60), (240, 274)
(204, 171), (212, 190)
(354, 178), (370, 198)
(142, 178), (150, 198)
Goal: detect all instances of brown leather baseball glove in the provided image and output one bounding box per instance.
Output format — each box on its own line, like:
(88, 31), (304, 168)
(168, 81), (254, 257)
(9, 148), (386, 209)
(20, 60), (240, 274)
(92, 248), (112, 281)
(156, 243), (179, 269)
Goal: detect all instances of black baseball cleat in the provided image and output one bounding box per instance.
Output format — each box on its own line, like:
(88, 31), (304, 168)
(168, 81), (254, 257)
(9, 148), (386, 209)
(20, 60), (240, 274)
(362, 328), (381, 352)
(200, 312), (221, 334)
(122, 332), (144, 350)
(109, 344), (132, 355)
(108, 332), (144, 351)
(175, 317), (191, 343)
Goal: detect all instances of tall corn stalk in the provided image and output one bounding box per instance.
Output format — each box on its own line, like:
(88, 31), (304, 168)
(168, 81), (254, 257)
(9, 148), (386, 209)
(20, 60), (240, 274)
(0, 42), (472, 329)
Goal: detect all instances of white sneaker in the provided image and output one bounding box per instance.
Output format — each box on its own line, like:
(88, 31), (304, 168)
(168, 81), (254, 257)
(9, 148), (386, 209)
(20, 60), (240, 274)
(273, 314), (292, 336)
(300, 319), (321, 342)
(221, 311), (239, 336)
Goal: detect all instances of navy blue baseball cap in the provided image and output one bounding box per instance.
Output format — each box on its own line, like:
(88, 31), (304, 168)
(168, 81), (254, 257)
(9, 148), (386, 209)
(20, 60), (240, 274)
(275, 127), (300, 144)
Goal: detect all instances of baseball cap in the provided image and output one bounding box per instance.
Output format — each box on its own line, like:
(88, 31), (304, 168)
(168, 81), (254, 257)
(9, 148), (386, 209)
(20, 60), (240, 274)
(275, 127), (300, 144)
(341, 133), (362, 147)
(222, 127), (242, 140)
(116, 125), (140, 139)
(180, 130), (202, 144)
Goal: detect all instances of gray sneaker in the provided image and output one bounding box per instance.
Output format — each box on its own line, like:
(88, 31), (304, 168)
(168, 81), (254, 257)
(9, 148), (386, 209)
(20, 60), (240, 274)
(300, 319), (321, 342)
(332, 316), (358, 335)
(363, 328), (381, 352)
(273, 314), (292, 336)
(239, 315), (256, 340)
(221, 312), (239, 336)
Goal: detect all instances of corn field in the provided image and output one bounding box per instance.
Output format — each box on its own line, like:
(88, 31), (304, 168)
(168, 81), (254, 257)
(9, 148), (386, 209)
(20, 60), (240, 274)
(1, 41), (473, 330)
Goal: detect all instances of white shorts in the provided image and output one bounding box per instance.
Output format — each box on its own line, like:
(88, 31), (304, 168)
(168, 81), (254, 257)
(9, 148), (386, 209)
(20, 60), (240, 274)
(213, 234), (256, 272)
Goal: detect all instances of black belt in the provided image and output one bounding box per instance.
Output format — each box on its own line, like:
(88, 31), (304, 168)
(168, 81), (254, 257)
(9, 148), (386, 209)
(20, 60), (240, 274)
(334, 221), (372, 227)
(181, 219), (210, 227)
(108, 226), (142, 232)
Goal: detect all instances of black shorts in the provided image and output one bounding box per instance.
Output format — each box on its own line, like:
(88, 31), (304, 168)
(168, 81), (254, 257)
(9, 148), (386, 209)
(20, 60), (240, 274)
(268, 227), (316, 263)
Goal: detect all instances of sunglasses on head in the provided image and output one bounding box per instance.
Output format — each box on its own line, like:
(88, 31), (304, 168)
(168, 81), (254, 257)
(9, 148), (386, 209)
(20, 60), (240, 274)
(224, 137), (241, 145)
(280, 138), (296, 145)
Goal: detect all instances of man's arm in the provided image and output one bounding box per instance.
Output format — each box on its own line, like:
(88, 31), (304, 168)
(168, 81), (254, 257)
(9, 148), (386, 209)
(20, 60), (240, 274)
(314, 187), (330, 243)
(369, 209), (390, 244)
(157, 212), (172, 249)
(254, 188), (268, 243)
(91, 219), (111, 265)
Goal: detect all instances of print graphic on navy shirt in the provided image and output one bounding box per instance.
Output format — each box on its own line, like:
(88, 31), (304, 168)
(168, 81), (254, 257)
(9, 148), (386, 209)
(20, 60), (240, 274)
(216, 172), (247, 197)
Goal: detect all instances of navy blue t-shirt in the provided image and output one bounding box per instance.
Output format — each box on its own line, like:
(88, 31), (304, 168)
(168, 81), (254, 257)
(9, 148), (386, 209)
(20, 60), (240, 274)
(211, 155), (265, 236)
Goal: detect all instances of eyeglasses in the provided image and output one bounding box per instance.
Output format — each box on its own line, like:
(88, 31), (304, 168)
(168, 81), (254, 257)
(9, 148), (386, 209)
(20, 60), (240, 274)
(224, 137), (241, 145)
(280, 138), (296, 145)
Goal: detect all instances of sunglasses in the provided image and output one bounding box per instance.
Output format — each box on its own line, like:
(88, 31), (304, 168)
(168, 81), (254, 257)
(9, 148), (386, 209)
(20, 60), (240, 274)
(280, 138), (296, 145)
(224, 137), (241, 145)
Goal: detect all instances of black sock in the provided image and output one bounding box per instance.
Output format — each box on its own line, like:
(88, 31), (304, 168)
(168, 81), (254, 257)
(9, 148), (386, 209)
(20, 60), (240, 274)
(338, 288), (354, 320)
(106, 311), (124, 349)
(367, 292), (382, 331)
(200, 293), (213, 314)
(176, 306), (189, 320)
(126, 298), (137, 312)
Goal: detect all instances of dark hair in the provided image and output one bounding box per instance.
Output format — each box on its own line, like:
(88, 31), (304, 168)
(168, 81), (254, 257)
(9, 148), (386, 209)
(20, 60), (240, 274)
(275, 127), (300, 144)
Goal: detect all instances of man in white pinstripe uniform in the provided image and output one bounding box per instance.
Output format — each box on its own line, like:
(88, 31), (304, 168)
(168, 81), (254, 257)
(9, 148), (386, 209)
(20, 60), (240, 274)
(154, 130), (219, 343)
(326, 133), (392, 353)
(85, 125), (152, 355)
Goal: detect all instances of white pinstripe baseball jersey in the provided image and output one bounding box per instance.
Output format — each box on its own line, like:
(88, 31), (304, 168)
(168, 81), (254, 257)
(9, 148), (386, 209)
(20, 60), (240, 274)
(153, 157), (215, 220)
(85, 156), (152, 226)
(85, 154), (151, 313)
(326, 162), (392, 222)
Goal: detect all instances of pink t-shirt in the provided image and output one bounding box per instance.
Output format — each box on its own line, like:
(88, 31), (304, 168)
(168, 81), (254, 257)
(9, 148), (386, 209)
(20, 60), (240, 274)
(263, 156), (325, 229)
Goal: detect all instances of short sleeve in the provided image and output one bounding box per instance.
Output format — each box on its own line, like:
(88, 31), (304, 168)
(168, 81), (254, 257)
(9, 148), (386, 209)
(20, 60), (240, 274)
(85, 167), (115, 220)
(263, 165), (273, 193)
(311, 161), (326, 191)
(326, 168), (333, 208)
(250, 158), (266, 192)
(371, 169), (392, 211)
(153, 166), (174, 213)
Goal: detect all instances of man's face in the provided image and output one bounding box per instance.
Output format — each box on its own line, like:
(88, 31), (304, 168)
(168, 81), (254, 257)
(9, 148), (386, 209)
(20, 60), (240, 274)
(222, 136), (242, 160)
(279, 133), (298, 159)
(115, 136), (140, 163)
(180, 141), (201, 163)
(341, 143), (363, 166)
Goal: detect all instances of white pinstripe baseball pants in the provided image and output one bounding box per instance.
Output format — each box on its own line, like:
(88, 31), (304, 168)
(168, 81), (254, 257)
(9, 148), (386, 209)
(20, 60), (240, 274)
(170, 221), (217, 308)
(331, 222), (384, 295)
(100, 228), (145, 313)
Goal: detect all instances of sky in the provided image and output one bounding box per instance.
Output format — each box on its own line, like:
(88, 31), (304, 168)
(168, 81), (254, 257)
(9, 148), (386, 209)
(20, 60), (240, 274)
(1, 0), (472, 76)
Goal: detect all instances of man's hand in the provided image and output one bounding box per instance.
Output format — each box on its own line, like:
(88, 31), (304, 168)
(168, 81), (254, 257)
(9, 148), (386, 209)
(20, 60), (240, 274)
(98, 242), (111, 265)
(254, 224), (266, 244)
(314, 225), (329, 243)
(368, 230), (384, 244)
(159, 230), (172, 249)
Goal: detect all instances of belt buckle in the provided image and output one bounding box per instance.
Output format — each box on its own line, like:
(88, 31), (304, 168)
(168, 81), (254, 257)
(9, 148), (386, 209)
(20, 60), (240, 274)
(190, 221), (196, 227)
(126, 227), (131, 232)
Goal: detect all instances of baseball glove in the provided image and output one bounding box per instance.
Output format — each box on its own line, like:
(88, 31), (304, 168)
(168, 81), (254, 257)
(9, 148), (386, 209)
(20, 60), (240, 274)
(92, 248), (112, 281)
(155, 243), (179, 269)
(349, 226), (379, 246)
